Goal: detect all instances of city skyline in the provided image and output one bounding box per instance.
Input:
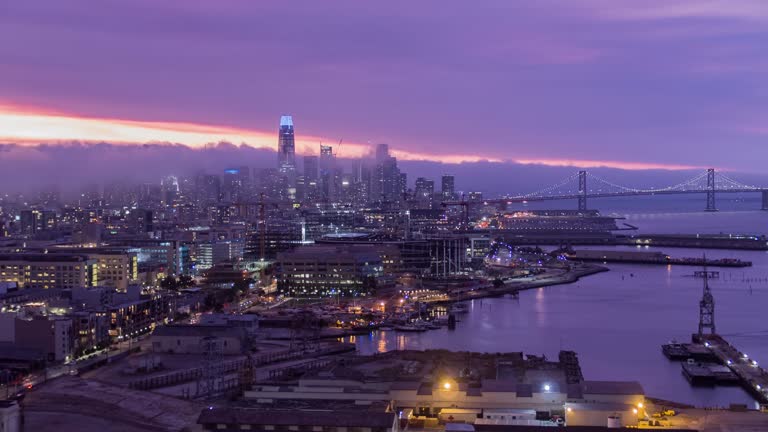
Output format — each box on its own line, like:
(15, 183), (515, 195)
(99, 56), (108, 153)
(1, 1), (767, 173)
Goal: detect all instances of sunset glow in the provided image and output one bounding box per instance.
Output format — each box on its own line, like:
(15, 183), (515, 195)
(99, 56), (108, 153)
(0, 106), (696, 170)
(0, 106), (499, 165)
(513, 158), (703, 171)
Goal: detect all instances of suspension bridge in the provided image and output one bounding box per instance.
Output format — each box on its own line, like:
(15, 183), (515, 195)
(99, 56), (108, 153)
(444, 169), (768, 212)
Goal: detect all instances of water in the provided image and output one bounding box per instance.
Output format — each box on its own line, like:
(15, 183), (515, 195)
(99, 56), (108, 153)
(349, 205), (768, 408)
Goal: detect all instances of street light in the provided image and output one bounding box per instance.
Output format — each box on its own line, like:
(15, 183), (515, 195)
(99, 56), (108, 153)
(543, 384), (551, 392)
(443, 382), (451, 390)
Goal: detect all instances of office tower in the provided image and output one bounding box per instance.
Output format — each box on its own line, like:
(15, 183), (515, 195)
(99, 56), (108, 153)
(414, 177), (435, 208)
(277, 115), (297, 185)
(195, 174), (221, 209)
(441, 175), (455, 200)
(161, 175), (180, 206)
(371, 155), (403, 203)
(257, 168), (288, 200)
(20, 210), (57, 235)
(319, 145), (336, 202)
(375, 143), (389, 162)
(302, 156), (319, 202)
(303, 156), (319, 182)
(222, 167), (250, 202)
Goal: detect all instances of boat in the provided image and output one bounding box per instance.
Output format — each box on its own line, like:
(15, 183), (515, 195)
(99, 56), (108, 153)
(394, 325), (427, 332)
(378, 325), (394, 331)
(451, 303), (469, 314)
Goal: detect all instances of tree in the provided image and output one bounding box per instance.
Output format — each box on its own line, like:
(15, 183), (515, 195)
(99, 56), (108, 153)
(178, 275), (195, 288)
(160, 276), (179, 291)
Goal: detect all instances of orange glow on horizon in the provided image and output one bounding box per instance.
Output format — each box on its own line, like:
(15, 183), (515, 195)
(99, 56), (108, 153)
(513, 158), (702, 171)
(0, 105), (697, 170)
(0, 105), (496, 164)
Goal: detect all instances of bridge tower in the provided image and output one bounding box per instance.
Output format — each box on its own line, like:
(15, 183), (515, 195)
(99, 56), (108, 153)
(705, 168), (717, 212)
(762, 190), (768, 211)
(577, 170), (587, 211)
(698, 264), (716, 336)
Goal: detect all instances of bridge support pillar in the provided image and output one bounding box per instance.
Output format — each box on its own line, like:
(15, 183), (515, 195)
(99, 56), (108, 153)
(577, 170), (587, 211)
(705, 168), (717, 212)
(762, 191), (768, 211)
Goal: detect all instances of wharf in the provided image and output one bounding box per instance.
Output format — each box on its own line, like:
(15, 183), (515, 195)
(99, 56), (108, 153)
(665, 334), (768, 407)
(425, 264), (608, 305)
(498, 232), (768, 250)
(681, 361), (739, 386)
(568, 250), (751, 267)
(694, 334), (768, 406)
(662, 343), (717, 362)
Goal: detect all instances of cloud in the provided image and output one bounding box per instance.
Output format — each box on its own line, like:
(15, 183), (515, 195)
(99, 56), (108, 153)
(583, 0), (768, 22)
(1, 142), (761, 201)
(0, 0), (765, 174)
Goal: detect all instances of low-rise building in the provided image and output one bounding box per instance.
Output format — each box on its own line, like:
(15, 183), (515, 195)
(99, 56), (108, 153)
(198, 408), (399, 432)
(151, 324), (248, 355)
(198, 313), (259, 335)
(277, 244), (385, 298)
(14, 315), (73, 363)
(0, 253), (97, 290)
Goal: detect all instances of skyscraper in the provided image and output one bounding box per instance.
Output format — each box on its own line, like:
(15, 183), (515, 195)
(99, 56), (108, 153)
(441, 175), (455, 200)
(277, 115), (297, 184)
(303, 155), (319, 202)
(319, 144), (336, 201)
(415, 177), (435, 207)
(375, 143), (389, 162)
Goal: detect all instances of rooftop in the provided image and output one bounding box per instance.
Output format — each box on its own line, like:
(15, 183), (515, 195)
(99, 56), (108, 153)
(581, 380), (644, 396)
(152, 324), (247, 339)
(198, 408), (395, 428)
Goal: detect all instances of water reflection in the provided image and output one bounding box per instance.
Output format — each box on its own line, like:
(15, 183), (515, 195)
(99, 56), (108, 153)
(350, 244), (768, 407)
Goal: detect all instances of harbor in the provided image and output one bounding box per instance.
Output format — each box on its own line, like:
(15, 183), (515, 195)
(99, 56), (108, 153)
(662, 268), (768, 408)
(497, 232), (768, 251)
(566, 249), (752, 267)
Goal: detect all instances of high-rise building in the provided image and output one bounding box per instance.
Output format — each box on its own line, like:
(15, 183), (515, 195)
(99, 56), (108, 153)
(277, 115), (297, 185)
(371, 155), (405, 204)
(414, 177), (435, 208)
(20, 210), (57, 235)
(319, 145), (336, 202)
(303, 156), (319, 181)
(301, 156), (319, 202)
(375, 143), (389, 162)
(441, 175), (455, 200)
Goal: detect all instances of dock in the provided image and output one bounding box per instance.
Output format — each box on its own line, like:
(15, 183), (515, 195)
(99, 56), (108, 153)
(662, 343), (717, 362)
(567, 250), (751, 267)
(664, 335), (768, 407)
(695, 334), (768, 406)
(681, 361), (739, 386)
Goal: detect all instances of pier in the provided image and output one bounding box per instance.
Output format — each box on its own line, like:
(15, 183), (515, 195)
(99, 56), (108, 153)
(497, 232), (768, 251)
(694, 334), (768, 407)
(567, 249), (752, 267)
(663, 267), (768, 408)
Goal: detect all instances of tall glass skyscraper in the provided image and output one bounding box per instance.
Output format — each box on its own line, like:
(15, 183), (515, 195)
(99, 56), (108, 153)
(277, 115), (296, 184)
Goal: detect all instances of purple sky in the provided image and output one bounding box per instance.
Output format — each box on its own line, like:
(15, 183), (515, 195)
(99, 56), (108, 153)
(1, 0), (766, 172)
